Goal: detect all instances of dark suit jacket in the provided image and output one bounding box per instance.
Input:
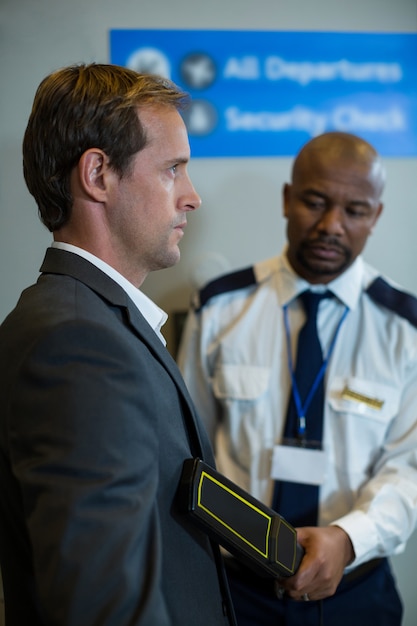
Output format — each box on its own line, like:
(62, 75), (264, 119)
(0, 248), (235, 625)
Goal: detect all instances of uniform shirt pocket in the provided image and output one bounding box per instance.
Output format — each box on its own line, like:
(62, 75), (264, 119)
(329, 376), (400, 423)
(212, 364), (270, 401)
(328, 376), (401, 478)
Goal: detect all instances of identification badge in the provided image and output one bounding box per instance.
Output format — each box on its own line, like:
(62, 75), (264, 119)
(271, 444), (327, 486)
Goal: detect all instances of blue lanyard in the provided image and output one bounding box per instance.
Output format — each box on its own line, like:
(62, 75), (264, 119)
(283, 299), (349, 440)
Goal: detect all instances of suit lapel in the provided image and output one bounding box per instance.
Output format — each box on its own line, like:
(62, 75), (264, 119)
(40, 247), (207, 459)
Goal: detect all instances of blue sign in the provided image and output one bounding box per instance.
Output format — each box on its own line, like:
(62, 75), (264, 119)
(110, 29), (417, 158)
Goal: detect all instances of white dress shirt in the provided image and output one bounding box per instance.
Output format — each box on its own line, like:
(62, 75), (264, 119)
(51, 242), (168, 344)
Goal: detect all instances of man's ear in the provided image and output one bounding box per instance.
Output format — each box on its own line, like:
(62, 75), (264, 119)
(77, 149), (111, 201)
(282, 183), (291, 218)
(370, 202), (384, 234)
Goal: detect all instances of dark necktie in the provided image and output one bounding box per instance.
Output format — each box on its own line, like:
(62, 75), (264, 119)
(272, 290), (331, 527)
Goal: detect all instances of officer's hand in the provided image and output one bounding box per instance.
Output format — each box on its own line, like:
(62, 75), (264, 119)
(275, 525), (355, 602)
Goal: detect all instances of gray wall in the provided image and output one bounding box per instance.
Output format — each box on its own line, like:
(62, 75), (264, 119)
(1, 1), (416, 624)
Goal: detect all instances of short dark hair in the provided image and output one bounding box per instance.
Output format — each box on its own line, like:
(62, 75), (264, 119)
(23, 63), (189, 231)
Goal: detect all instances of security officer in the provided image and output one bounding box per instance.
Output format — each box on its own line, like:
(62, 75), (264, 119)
(178, 132), (417, 626)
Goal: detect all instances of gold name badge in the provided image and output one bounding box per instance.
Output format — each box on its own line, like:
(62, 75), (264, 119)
(341, 386), (384, 410)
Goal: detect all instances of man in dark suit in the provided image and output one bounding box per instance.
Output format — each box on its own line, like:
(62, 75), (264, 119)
(0, 63), (235, 625)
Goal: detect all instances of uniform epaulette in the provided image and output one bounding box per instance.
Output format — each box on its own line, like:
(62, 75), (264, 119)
(366, 276), (417, 329)
(194, 266), (256, 312)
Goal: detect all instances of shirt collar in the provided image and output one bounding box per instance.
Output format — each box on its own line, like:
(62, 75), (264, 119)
(278, 245), (365, 311)
(51, 242), (168, 344)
